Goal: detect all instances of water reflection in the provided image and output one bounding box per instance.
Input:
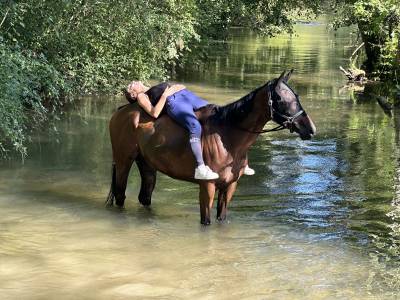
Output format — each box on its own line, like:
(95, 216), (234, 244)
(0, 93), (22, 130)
(1, 23), (400, 298)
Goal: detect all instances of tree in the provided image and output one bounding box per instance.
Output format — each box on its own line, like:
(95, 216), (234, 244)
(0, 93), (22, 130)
(331, 0), (400, 80)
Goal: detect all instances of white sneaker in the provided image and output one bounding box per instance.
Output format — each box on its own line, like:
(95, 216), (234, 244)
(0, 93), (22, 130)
(195, 164), (219, 180)
(244, 165), (255, 176)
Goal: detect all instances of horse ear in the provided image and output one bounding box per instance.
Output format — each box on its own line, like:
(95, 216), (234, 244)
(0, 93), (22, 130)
(276, 70), (286, 86)
(284, 69), (294, 82)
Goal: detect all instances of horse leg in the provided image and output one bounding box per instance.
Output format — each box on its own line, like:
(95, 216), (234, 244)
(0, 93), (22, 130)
(106, 162), (117, 206)
(217, 182), (238, 222)
(199, 182), (216, 225)
(113, 155), (136, 207)
(136, 154), (157, 206)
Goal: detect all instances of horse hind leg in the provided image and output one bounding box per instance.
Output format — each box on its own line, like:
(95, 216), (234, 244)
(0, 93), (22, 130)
(105, 162), (117, 206)
(106, 152), (136, 208)
(136, 154), (157, 207)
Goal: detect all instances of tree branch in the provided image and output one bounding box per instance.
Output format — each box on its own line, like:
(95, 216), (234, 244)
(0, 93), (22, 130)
(351, 42), (365, 59)
(0, 8), (10, 29)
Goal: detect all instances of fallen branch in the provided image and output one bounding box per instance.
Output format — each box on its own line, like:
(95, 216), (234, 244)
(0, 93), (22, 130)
(339, 66), (366, 82)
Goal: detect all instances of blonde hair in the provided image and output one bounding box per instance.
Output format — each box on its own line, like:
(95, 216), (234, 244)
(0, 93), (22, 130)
(127, 80), (142, 93)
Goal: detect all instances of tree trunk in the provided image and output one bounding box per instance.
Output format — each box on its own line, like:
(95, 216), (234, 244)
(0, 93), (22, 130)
(358, 25), (383, 74)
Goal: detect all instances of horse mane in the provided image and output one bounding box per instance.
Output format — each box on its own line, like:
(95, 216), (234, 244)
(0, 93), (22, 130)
(210, 82), (269, 124)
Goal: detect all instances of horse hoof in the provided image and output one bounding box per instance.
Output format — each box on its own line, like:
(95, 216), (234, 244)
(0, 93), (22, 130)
(216, 217), (226, 223)
(139, 198), (152, 206)
(201, 219), (211, 226)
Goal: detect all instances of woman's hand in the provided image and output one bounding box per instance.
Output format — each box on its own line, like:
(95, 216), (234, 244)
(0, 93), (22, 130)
(136, 83), (185, 119)
(163, 84), (186, 98)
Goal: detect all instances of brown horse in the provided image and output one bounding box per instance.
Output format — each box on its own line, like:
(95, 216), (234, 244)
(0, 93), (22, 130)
(106, 71), (316, 224)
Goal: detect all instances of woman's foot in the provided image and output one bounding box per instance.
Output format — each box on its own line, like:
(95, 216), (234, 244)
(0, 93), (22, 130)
(244, 165), (255, 176)
(195, 164), (219, 180)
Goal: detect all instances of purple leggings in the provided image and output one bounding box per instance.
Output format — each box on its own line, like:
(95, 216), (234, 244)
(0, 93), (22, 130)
(166, 89), (208, 166)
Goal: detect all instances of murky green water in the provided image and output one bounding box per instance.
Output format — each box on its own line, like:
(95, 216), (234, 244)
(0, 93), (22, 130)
(1, 24), (400, 299)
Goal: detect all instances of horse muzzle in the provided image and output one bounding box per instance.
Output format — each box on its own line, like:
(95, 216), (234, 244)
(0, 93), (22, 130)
(293, 114), (316, 140)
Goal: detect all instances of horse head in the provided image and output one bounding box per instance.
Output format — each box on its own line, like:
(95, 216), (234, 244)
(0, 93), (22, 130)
(268, 70), (316, 140)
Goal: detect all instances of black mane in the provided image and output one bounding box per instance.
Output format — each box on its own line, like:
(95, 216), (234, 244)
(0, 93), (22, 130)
(211, 82), (269, 124)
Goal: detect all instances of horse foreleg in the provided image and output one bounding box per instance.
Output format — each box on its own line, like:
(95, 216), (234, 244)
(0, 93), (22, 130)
(136, 155), (157, 207)
(199, 182), (216, 225)
(217, 182), (237, 222)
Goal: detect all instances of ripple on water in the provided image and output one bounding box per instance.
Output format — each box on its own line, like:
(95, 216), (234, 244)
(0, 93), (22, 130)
(253, 138), (355, 236)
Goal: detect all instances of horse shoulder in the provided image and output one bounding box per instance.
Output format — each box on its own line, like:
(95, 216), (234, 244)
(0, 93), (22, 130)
(203, 128), (233, 167)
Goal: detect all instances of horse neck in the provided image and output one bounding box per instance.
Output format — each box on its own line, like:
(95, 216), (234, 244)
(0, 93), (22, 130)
(238, 88), (271, 133)
(218, 86), (272, 151)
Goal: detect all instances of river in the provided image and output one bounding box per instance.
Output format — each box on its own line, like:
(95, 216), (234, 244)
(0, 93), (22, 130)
(1, 23), (400, 299)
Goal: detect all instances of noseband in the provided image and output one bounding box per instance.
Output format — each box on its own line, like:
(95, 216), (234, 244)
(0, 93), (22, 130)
(266, 81), (304, 133)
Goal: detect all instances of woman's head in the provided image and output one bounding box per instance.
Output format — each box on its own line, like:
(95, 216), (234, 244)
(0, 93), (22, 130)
(127, 81), (147, 99)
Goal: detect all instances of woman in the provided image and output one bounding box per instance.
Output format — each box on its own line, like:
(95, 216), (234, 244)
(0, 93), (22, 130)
(127, 81), (220, 180)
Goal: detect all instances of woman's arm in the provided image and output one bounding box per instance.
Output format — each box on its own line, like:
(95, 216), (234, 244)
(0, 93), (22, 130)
(137, 84), (185, 118)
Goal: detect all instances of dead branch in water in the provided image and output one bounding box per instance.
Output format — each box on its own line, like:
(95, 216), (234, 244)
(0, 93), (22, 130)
(340, 66), (367, 82)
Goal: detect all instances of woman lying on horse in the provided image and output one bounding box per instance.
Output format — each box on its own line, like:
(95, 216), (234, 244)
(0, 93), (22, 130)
(125, 81), (255, 180)
(108, 71), (316, 224)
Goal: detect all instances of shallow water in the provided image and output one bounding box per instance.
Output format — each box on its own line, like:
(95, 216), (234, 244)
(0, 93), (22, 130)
(1, 24), (400, 299)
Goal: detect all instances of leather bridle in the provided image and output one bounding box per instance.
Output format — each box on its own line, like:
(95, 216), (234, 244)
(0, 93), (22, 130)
(239, 80), (305, 134)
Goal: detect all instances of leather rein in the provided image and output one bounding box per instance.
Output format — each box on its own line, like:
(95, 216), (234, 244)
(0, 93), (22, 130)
(237, 81), (304, 134)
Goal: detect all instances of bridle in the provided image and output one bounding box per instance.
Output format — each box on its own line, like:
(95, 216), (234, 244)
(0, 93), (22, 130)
(238, 80), (305, 134)
(266, 80), (305, 133)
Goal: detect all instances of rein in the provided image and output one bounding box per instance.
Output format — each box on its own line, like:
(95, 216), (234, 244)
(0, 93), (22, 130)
(236, 81), (304, 134)
(235, 124), (286, 134)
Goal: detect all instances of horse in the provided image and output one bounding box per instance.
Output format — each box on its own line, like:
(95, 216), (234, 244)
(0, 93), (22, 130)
(106, 70), (316, 225)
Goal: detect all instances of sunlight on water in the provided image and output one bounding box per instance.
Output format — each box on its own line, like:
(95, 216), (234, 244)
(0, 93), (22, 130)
(1, 23), (400, 299)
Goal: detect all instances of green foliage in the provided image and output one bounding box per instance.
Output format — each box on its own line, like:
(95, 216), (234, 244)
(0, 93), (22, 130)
(1, 0), (198, 92)
(195, 0), (320, 38)
(0, 42), (68, 158)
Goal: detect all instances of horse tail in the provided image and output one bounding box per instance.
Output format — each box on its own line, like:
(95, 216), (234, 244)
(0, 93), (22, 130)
(105, 162), (116, 206)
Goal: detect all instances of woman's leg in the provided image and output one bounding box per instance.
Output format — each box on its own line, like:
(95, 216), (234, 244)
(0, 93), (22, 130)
(167, 101), (205, 165)
(189, 134), (204, 166)
(167, 101), (218, 179)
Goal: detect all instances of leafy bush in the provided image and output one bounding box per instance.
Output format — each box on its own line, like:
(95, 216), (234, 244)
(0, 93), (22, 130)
(1, 0), (198, 92)
(0, 42), (68, 157)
